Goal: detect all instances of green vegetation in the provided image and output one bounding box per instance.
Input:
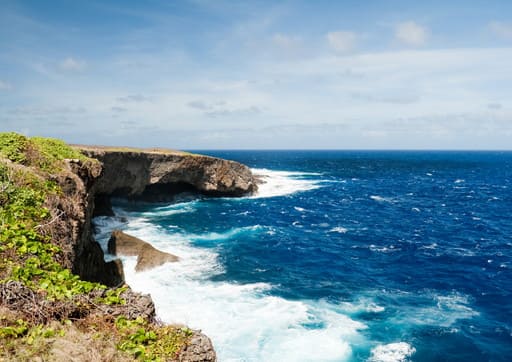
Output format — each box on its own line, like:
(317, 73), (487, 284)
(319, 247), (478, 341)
(116, 316), (193, 360)
(31, 136), (89, 172)
(0, 132), (29, 164)
(0, 132), (193, 361)
(99, 286), (128, 305)
(0, 132), (90, 173)
(0, 157), (103, 300)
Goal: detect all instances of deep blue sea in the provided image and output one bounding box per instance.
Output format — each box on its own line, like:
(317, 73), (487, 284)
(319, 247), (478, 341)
(94, 151), (512, 362)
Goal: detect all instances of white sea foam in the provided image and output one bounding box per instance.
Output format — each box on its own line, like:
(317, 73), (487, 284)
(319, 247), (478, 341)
(419, 242), (438, 250)
(393, 292), (479, 328)
(370, 195), (394, 203)
(338, 298), (385, 314)
(252, 168), (322, 198)
(369, 342), (416, 362)
(140, 206), (195, 217)
(95, 194), (484, 362)
(186, 225), (264, 242)
(98, 212), (366, 362)
(93, 215), (131, 253)
(369, 244), (399, 253)
(329, 226), (348, 234)
(93, 215), (126, 229)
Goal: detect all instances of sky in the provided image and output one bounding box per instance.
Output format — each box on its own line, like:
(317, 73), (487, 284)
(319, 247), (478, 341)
(1, 0), (512, 149)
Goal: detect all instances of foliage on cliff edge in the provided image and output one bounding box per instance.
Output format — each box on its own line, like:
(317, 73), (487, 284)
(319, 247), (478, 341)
(0, 132), (193, 361)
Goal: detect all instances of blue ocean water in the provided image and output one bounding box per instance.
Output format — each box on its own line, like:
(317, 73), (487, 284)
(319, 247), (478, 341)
(95, 151), (512, 362)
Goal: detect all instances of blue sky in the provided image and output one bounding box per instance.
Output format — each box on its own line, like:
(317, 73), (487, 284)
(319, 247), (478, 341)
(1, 0), (511, 149)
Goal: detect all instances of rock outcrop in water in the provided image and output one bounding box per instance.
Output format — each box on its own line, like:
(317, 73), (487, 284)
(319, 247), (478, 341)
(108, 230), (179, 272)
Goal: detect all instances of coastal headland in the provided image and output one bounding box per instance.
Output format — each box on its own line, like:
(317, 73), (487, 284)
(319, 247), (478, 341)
(0, 133), (257, 361)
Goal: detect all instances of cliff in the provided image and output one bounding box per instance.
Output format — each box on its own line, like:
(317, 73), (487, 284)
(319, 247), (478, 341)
(77, 146), (257, 205)
(0, 134), (257, 361)
(52, 158), (125, 286)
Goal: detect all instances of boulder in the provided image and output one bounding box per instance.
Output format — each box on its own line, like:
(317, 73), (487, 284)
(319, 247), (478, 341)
(108, 230), (179, 272)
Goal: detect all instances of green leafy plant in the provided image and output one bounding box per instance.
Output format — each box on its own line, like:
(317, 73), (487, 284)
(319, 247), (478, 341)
(0, 320), (29, 338)
(0, 132), (29, 164)
(98, 286), (128, 305)
(115, 316), (193, 360)
(31, 136), (89, 172)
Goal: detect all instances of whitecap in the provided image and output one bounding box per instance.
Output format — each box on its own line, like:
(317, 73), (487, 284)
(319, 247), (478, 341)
(329, 227), (348, 234)
(251, 168), (322, 198)
(370, 244), (399, 253)
(338, 298), (385, 314)
(419, 243), (438, 250)
(369, 342), (416, 362)
(187, 225), (264, 242)
(370, 195), (394, 203)
(153, 200), (200, 210)
(141, 207), (195, 217)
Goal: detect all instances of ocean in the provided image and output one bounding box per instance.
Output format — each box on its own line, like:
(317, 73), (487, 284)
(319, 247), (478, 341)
(93, 151), (512, 362)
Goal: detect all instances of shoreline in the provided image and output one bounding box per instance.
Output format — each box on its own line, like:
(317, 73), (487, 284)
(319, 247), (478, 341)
(1, 133), (258, 361)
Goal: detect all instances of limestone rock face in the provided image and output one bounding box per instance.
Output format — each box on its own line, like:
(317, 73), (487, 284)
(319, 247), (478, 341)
(44, 158), (124, 286)
(77, 147), (257, 201)
(179, 331), (217, 362)
(108, 230), (179, 272)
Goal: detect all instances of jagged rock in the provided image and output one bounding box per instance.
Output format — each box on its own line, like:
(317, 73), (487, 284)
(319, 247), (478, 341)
(108, 230), (179, 272)
(135, 244), (179, 272)
(97, 287), (156, 321)
(179, 331), (217, 362)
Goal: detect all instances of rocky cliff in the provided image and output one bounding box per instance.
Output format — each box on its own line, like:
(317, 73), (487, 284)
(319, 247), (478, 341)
(54, 158), (125, 286)
(1, 134), (257, 361)
(77, 146), (257, 210)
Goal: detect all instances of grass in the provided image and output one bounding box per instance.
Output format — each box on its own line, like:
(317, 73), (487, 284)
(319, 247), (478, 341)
(0, 132), (193, 361)
(0, 132), (93, 173)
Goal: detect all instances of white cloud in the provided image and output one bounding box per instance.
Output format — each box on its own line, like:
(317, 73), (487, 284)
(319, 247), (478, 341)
(3, 45), (511, 149)
(60, 57), (86, 71)
(326, 31), (357, 53)
(117, 94), (152, 103)
(272, 33), (302, 50)
(188, 100), (211, 110)
(489, 21), (512, 40)
(395, 21), (428, 46)
(0, 80), (12, 90)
